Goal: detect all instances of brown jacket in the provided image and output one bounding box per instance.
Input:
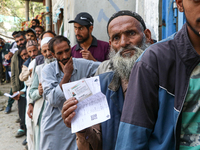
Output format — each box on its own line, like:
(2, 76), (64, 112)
(76, 124), (102, 150)
(11, 50), (23, 92)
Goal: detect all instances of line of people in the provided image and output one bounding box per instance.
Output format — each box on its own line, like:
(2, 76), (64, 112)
(1, 1), (200, 149)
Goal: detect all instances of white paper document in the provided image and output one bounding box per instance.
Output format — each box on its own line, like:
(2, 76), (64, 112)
(62, 76), (111, 133)
(4, 91), (19, 98)
(8, 71), (11, 77)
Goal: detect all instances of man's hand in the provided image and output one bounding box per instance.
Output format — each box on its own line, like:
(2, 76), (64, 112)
(59, 57), (73, 76)
(27, 104), (34, 119)
(4, 52), (13, 60)
(62, 97), (78, 128)
(12, 91), (23, 100)
(59, 57), (73, 90)
(29, 68), (33, 77)
(38, 83), (43, 96)
(80, 49), (96, 61)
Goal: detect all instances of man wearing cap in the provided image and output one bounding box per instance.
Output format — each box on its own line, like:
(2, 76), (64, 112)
(62, 10), (152, 150)
(19, 40), (39, 81)
(19, 40), (39, 150)
(28, 37), (55, 150)
(69, 12), (109, 62)
(25, 28), (37, 42)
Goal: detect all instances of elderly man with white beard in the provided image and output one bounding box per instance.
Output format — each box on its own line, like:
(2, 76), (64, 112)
(61, 10), (153, 150)
(28, 37), (56, 150)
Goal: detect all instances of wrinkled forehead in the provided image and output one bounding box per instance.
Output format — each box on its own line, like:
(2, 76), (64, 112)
(108, 16), (142, 36)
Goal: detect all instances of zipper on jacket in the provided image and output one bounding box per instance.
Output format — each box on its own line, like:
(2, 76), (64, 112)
(174, 63), (200, 149)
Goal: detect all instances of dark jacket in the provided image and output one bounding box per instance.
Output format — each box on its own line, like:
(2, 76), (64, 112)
(11, 50), (24, 92)
(115, 23), (200, 150)
(100, 72), (124, 150)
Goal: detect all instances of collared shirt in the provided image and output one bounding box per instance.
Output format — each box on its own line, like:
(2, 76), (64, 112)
(42, 58), (101, 111)
(40, 58), (100, 150)
(71, 36), (110, 62)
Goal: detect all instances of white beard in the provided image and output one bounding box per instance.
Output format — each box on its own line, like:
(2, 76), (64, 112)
(44, 57), (56, 64)
(110, 46), (143, 81)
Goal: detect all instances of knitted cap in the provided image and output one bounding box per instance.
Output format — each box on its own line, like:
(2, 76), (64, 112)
(107, 10), (146, 34)
(26, 40), (38, 48)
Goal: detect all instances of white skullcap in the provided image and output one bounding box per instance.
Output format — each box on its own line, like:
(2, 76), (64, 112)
(41, 37), (52, 49)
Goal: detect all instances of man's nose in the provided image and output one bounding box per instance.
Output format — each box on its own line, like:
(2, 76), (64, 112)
(47, 50), (51, 56)
(75, 29), (80, 35)
(120, 34), (130, 48)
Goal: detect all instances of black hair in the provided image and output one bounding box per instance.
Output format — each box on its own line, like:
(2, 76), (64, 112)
(14, 31), (26, 40)
(85, 24), (92, 30)
(32, 19), (40, 25)
(49, 35), (70, 53)
(18, 46), (26, 55)
(12, 31), (19, 36)
(41, 30), (56, 39)
(35, 26), (45, 33)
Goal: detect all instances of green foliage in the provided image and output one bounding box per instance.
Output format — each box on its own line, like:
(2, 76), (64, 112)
(0, 0), (45, 32)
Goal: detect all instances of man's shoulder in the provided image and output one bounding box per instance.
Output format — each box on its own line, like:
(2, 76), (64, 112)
(139, 34), (176, 63)
(43, 60), (56, 70)
(99, 71), (114, 83)
(71, 44), (77, 50)
(73, 57), (100, 64)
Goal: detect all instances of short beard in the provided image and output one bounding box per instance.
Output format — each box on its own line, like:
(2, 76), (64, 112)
(44, 57), (56, 64)
(109, 37), (149, 81)
(17, 41), (27, 49)
(183, 5), (200, 37)
(186, 19), (200, 37)
(76, 32), (90, 44)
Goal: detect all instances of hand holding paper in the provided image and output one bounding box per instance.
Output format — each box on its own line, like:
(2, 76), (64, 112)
(62, 76), (110, 133)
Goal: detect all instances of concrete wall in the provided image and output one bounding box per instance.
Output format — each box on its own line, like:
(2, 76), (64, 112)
(136, 0), (159, 40)
(64, 0), (159, 46)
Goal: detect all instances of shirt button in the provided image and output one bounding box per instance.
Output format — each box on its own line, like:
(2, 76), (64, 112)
(86, 136), (89, 140)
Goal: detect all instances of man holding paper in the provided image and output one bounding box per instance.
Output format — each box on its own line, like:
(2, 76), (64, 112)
(62, 10), (152, 150)
(41, 35), (101, 150)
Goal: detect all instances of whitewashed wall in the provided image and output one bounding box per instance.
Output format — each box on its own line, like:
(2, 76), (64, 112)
(136, 0), (159, 40)
(63, 0), (159, 46)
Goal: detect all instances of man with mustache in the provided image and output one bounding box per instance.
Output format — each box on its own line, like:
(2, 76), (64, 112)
(34, 26), (44, 40)
(115, 0), (200, 150)
(19, 40), (39, 150)
(31, 19), (40, 30)
(19, 40), (39, 81)
(40, 35), (101, 150)
(4, 31), (27, 114)
(61, 10), (152, 150)
(28, 37), (55, 150)
(69, 12), (109, 62)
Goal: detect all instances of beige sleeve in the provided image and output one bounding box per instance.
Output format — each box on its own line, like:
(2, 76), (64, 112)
(19, 65), (31, 81)
(76, 124), (102, 150)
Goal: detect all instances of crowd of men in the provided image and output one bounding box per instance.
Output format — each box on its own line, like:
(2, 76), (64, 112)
(0, 0), (200, 149)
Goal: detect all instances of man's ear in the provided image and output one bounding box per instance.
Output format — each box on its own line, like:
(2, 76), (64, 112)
(144, 29), (151, 44)
(89, 26), (93, 34)
(176, 0), (184, 12)
(109, 39), (111, 47)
